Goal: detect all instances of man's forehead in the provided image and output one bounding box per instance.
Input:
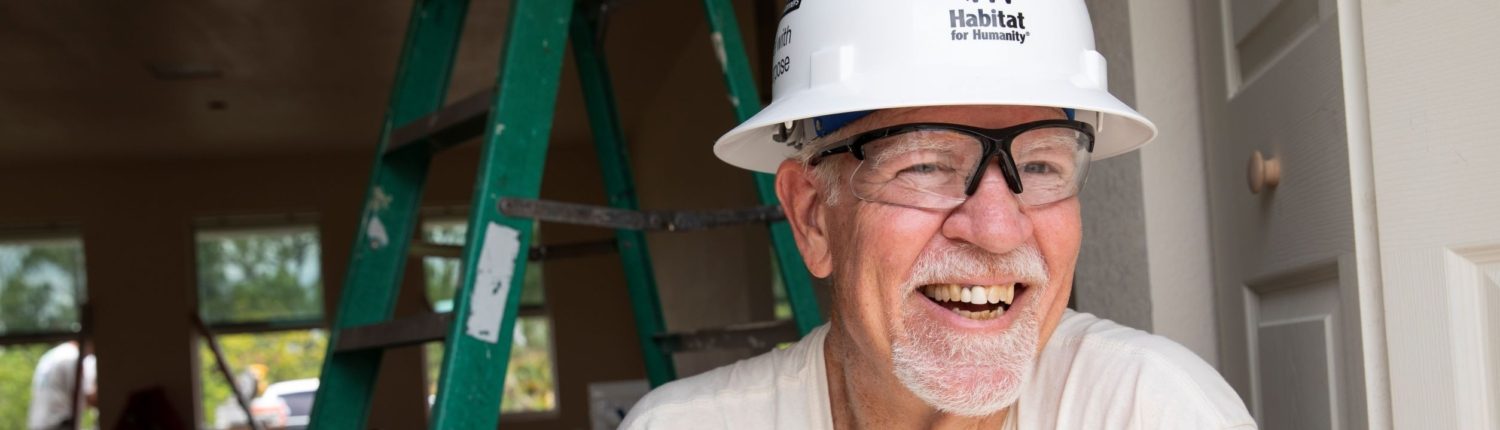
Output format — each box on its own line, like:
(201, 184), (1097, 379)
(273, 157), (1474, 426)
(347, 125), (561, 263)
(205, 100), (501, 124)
(820, 105), (1068, 144)
(864, 105), (1068, 129)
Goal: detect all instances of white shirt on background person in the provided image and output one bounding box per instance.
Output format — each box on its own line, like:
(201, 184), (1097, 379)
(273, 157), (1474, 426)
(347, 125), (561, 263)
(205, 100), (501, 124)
(28, 342), (96, 430)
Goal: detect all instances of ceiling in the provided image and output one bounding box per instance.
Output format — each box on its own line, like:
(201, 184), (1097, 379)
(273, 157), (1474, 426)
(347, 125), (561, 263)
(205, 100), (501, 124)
(0, 0), (771, 167)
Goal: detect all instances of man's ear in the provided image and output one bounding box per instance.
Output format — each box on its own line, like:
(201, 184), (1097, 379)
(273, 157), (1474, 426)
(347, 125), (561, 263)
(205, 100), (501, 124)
(776, 159), (834, 278)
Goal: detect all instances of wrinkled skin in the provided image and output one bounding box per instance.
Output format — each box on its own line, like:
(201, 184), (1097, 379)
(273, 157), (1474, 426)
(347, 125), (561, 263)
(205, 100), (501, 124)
(775, 105), (1081, 429)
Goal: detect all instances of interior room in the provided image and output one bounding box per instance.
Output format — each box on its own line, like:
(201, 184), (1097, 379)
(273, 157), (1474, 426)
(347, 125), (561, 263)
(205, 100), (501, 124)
(2, 0), (1496, 428)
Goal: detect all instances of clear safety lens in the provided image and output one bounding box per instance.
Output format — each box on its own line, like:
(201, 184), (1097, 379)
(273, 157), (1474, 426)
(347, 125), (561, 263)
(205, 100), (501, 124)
(849, 126), (1091, 209)
(1011, 127), (1091, 206)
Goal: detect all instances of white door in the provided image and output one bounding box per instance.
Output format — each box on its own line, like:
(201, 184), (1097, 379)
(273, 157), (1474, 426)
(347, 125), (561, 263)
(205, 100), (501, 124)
(1361, 1), (1500, 428)
(1194, 0), (1381, 428)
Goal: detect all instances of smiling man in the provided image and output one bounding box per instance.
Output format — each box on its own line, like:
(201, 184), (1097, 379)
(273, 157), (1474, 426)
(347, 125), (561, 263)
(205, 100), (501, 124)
(622, 1), (1254, 429)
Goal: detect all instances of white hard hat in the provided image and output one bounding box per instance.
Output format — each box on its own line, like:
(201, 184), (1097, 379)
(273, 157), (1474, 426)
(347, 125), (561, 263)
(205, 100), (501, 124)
(714, 0), (1158, 173)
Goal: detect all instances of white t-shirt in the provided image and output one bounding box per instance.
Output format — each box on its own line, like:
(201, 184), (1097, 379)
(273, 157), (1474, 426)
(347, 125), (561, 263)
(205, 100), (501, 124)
(28, 342), (96, 430)
(622, 310), (1257, 429)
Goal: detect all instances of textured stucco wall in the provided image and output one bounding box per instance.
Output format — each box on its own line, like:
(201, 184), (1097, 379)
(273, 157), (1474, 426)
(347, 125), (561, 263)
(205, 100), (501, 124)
(1130, 0), (1219, 365)
(1075, 0), (1154, 332)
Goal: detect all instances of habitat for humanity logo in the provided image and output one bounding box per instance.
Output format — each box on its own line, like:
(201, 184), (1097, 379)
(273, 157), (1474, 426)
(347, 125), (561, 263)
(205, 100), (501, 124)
(949, 0), (1030, 44)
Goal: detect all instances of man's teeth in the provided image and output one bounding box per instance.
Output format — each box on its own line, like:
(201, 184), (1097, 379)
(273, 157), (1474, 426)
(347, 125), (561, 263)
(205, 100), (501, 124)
(951, 308), (1002, 320)
(920, 284), (1017, 320)
(921, 284), (1015, 305)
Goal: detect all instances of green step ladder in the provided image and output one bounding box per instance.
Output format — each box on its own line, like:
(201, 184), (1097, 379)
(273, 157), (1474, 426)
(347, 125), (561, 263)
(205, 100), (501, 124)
(308, 0), (823, 428)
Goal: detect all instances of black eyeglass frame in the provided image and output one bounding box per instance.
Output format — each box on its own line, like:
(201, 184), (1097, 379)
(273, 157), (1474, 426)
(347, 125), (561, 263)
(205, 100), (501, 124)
(807, 119), (1097, 198)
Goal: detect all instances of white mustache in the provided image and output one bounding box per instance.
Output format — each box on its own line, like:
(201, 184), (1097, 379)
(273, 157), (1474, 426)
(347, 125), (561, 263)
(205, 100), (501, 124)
(906, 242), (1049, 289)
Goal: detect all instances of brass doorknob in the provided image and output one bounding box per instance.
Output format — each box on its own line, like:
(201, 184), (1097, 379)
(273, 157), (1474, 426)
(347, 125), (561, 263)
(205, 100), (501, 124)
(1247, 150), (1280, 194)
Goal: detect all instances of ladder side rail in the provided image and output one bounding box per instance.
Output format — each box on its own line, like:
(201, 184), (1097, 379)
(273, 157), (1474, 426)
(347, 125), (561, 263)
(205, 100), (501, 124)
(700, 0), (825, 335)
(428, 1), (577, 428)
(570, 0), (677, 387)
(309, 0), (471, 427)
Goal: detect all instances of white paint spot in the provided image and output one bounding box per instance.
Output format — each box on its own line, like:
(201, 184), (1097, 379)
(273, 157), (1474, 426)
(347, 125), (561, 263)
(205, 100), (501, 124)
(368, 187), (394, 212)
(710, 32), (728, 72)
(366, 215), (389, 250)
(465, 222), (521, 343)
(494, 124), (506, 136)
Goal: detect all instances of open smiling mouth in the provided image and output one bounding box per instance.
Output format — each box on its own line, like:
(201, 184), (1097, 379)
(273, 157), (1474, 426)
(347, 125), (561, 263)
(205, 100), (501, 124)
(918, 283), (1025, 321)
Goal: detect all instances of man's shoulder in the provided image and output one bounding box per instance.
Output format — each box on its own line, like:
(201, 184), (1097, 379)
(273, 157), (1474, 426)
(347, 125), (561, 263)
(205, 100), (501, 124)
(629, 350), (784, 412)
(1025, 311), (1257, 429)
(1050, 311), (1218, 372)
(620, 325), (832, 430)
(37, 343), (78, 366)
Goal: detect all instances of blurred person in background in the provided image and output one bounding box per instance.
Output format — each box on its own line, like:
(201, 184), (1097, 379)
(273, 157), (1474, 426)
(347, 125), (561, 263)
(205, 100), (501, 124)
(28, 341), (96, 430)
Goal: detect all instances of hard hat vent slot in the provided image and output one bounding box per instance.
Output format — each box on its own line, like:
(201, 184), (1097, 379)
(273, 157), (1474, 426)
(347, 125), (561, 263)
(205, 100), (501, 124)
(1069, 50), (1108, 90)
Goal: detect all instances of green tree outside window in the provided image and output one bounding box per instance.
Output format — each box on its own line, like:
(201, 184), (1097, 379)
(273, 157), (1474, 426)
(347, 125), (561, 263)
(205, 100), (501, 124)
(194, 226), (326, 429)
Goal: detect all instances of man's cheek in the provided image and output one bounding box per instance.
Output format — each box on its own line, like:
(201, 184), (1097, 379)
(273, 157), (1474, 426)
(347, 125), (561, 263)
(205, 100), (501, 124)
(863, 210), (940, 279)
(1029, 202), (1082, 254)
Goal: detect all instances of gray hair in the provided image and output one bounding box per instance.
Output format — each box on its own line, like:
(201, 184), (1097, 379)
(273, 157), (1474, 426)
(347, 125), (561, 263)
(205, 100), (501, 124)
(789, 116), (877, 206)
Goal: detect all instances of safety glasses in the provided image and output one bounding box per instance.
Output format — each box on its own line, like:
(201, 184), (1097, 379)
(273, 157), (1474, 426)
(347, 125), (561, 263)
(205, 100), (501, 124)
(808, 120), (1095, 209)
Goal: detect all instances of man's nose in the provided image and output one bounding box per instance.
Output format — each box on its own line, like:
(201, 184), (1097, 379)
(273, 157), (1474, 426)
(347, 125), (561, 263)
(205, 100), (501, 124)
(941, 162), (1033, 253)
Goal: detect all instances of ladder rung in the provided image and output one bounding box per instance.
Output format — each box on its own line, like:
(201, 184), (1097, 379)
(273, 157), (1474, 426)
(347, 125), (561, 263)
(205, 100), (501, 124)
(498, 198), (785, 232)
(335, 312), (452, 353)
(386, 88), (496, 155)
(407, 239), (619, 261)
(653, 320), (800, 354)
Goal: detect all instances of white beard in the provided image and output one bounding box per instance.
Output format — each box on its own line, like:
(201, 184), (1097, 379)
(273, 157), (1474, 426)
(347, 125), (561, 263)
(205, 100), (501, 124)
(889, 243), (1047, 417)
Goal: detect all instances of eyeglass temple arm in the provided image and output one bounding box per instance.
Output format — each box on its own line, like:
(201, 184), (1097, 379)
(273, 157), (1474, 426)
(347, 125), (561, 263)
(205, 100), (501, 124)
(808, 146), (853, 166)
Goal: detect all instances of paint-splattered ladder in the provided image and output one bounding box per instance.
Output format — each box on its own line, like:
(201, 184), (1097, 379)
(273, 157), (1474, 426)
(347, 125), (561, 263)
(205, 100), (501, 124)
(307, 1), (823, 428)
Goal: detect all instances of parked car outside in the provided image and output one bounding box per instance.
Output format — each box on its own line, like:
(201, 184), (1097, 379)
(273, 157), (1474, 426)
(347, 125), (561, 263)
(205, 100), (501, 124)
(255, 378), (318, 430)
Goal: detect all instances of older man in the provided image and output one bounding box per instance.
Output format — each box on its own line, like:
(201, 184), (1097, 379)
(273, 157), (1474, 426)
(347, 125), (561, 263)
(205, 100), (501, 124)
(624, 1), (1254, 428)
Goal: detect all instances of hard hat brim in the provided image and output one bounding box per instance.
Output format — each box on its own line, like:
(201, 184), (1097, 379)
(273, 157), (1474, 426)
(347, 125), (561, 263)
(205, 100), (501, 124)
(714, 79), (1158, 174)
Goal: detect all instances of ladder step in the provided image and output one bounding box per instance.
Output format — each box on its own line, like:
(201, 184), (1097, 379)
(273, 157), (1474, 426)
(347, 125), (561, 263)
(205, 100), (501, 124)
(386, 88), (496, 155)
(334, 303), (551, 353)
(408, 239), (619, 260)
(653, 320), (800, 354)
(498, 198), (785, 232)
(334, 312), (452, 353)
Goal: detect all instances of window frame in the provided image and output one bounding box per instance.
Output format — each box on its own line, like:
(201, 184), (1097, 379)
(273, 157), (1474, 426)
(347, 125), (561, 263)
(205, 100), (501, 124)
(191, 214), (325, 331)
(189, 213), (329, 429)
(0, 225), (89, 343)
